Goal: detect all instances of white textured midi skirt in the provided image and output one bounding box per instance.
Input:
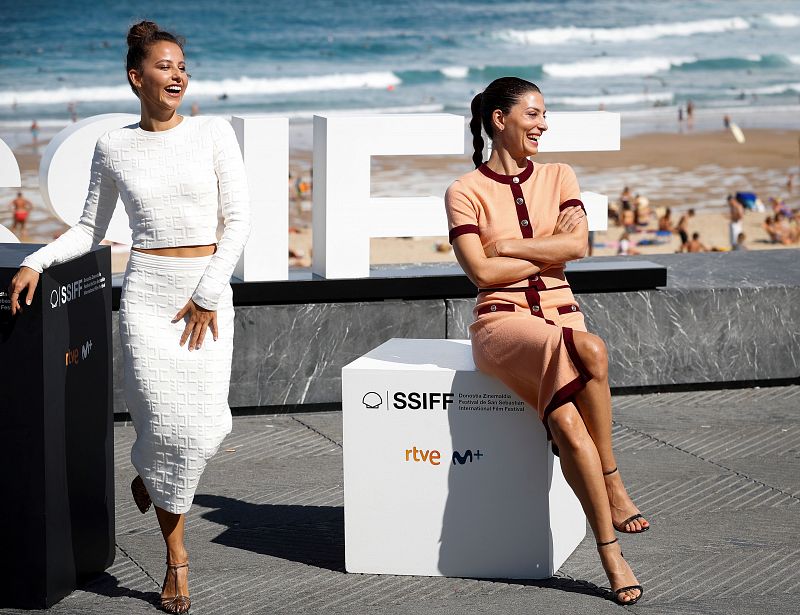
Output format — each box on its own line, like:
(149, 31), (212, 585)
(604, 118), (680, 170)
(119, 251), (234, 514)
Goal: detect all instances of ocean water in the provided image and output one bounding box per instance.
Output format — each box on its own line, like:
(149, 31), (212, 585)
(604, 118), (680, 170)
(1, 0), (799, 130)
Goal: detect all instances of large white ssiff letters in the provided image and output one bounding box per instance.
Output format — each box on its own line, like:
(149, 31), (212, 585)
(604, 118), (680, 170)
(1, 111), (618, 278)
(0, 137), (21, 243)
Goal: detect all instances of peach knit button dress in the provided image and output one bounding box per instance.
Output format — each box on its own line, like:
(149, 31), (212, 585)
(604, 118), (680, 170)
(445, 160), (591, 451)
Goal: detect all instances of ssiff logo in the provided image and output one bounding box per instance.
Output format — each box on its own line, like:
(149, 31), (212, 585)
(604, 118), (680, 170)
(50, 279), (83, 309)
(363, 390), (454, 410)
(362, 392), (383, 409)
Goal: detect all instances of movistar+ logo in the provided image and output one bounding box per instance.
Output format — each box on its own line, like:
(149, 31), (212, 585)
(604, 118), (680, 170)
(404, 447), (484, 467)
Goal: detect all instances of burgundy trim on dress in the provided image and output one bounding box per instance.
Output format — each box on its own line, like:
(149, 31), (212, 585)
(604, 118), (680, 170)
(527, 274), (546, 291)
(449, 224), (480, 243)
(510, 183), (534, 239)
(477, 303), (516, 316)
(478, 286), (529, 293)
(542, 375), (590, 457)
(563, 327), (593, 382)
(559, 198), (586, 213)
(541, 326), (596, 457)
(557, 304), (581, 315)
(478, 160), (534, 185)
(478, 282), (571, 293)
(524, 287), (542, 316)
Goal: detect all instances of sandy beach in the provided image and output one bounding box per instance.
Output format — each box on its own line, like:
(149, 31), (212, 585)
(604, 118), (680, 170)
(3, 122), (799, 272)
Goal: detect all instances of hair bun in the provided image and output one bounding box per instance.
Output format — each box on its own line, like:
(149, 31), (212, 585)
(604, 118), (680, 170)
(127, 20), (160, 48)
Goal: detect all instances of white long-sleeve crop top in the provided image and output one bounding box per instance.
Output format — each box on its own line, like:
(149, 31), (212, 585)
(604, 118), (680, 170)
(21, 116), (250, 310)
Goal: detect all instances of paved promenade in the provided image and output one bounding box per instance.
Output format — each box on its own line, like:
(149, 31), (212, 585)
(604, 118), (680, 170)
(5, 386), (799, 614)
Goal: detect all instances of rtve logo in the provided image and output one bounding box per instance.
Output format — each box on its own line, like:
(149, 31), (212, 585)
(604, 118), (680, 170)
(404, 447), (484, 466)
(66, 339), (93, 367)
(50, 279), (83, 309)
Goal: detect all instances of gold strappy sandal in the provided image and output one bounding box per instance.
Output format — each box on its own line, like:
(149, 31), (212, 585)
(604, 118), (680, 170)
(160, 561), (191, 614)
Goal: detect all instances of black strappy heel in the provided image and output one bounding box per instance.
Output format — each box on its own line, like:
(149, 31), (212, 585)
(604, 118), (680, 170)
(603, 467), (650, 533)
(597, 537), (644, 606)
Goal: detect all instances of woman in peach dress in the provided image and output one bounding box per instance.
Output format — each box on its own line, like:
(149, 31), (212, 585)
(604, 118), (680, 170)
(445, 77), (648, 605)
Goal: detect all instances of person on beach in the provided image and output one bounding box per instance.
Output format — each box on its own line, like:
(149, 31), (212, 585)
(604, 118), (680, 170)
(685, 232), (707, 252)
(686, 99), (694, 131)
(617, 232), (639, 256)
(733, 232), (748, 251)
(10, 191), (33, 238)
(8, 21), (250, 614)
(29, 120), (40, 144)
(676, 209), (694, 251)
(633, 194), (652, 228)
(619, 186), (632, 210)
(620, 203), (636, 234)
(771, 212), (795, 245)
(657, 207), (674, 233)
(727, 194), (744, 249)
(446, 77), (647, 606)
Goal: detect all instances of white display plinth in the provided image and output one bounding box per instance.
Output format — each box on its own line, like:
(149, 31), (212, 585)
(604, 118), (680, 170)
(342, 338), (586, 579)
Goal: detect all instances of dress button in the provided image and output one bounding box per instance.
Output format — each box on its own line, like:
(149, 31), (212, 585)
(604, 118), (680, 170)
(532, 305), (540, 312)
(490, 304), (497, 312)
(515, 197), (524, 205)
(531, 275), (539, 281)
(512, 176), (520, 184)
(521, 219), (529, 227)
(571, 305), (577, 311)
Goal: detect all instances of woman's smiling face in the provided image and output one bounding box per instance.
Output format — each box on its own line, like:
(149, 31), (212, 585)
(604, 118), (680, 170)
(492, 91), (548, 158)
(128, 41), (189, 113)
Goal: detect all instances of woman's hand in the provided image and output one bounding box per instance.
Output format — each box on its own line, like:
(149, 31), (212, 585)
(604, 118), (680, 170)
(8, 266), (40, 316)
(172, 299), (218, 351)
(554, 206), (586, 235)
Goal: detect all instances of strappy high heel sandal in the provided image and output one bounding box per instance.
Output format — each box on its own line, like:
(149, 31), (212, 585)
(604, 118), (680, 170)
(603, 467), (650, 533)
(160, 561), (191, 614)
(597, 537), (644, 606)
(131, 475), (152, 514)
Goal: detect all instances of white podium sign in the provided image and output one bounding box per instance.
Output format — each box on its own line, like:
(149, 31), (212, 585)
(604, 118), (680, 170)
(342, 338), (585, 578)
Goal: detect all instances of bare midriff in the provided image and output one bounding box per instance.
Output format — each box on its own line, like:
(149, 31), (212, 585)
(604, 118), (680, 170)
(132, 244), (217, 257)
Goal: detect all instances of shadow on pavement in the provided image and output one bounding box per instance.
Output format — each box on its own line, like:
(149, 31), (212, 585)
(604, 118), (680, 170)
(499, 575), (610, 600)
(80, 572), (160, 607)
(194, 494), (608, 601)
(194, 494), (346, 572)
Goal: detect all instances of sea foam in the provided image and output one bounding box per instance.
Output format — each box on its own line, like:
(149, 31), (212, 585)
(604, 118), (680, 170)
(550, 91), (674, 107)
(543, 56), (693, 78)
(0, 72), (402, 106)
(742, 82), (800, 96)
(440, 66), (469, 79)
(495, 17), (749, 45)
(762, 14), (800, 28)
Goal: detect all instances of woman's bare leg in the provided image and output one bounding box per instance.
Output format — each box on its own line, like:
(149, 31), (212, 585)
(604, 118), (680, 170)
(548, 403), (642, 603)
(570, 330), (649, 533)
(155, 507), (190, 605)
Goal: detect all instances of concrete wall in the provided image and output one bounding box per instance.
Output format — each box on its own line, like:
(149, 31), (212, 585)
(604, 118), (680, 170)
(112, 249), (800, 412)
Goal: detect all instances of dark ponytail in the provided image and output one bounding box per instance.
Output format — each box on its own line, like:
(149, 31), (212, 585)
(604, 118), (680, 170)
(126, 20), (185, 96)
(469, 92), (485, 169)
(469, 77), (541, 168)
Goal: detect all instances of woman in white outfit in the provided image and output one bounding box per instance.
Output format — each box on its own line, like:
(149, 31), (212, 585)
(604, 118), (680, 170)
(8, 21), (250, 614)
